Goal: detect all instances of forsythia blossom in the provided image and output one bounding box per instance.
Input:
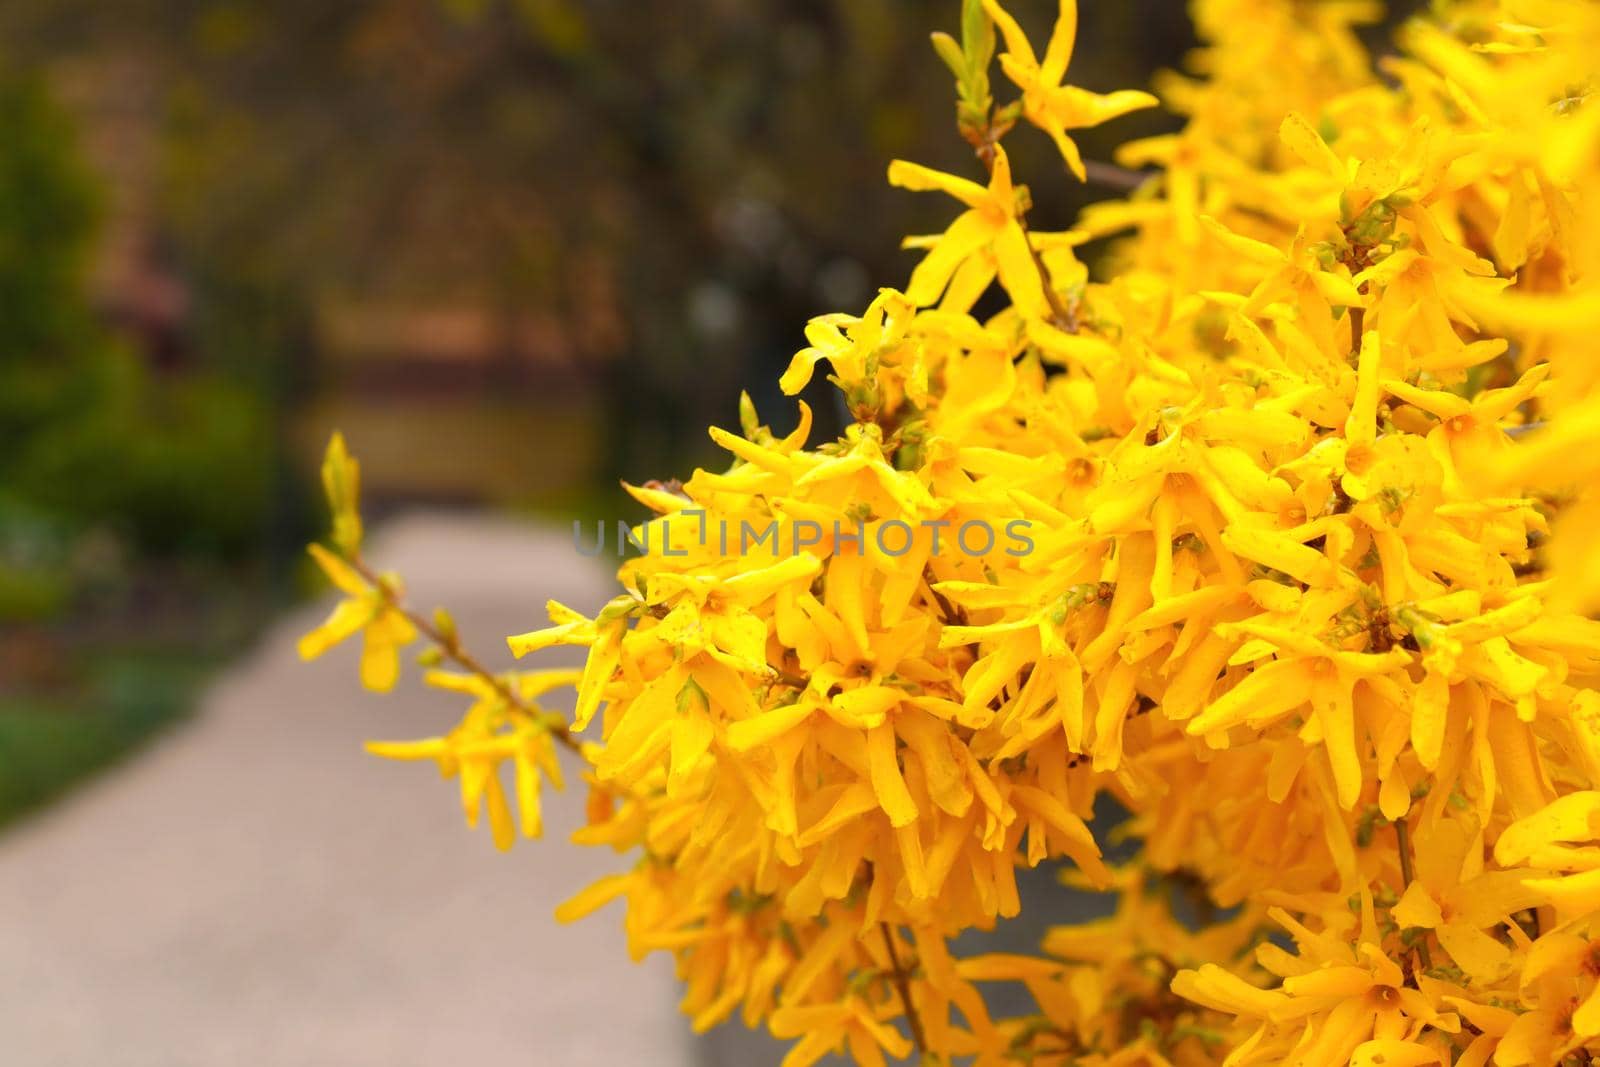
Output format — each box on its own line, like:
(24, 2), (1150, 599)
(301, 1), (1600, 1063)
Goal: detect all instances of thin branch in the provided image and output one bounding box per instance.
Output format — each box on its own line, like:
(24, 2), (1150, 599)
(769, 666), (810, 691)
(1081, 159), (1151, 193)
(1017, 211), (1080, 332)
(879, 923), (928, 1057)
(1394, 816), (1433, 971)
(924, 568), (979, 668)
(348, 553), (582, 754)
(926, 578), (967, 630)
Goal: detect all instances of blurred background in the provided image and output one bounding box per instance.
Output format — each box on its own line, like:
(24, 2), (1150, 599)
(0, 0), (1203, 830)
(0, 2), (1413, 1063)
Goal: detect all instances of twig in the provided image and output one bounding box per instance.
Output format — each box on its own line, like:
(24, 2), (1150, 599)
(1017, 212), (1080, 332)
(1081, 159), (1152, 193)
(880, 923), (928, 1056)
(1394, 817), (1433, 971)
(769, 666), (810, 691)
(348, 553), (582, 753)
(924, 569), (980, 668)
(926, 579), (967, 630)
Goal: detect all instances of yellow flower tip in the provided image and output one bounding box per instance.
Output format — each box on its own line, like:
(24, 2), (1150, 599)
(778, 349), (822, 395)
(320, 430), (364, 556)
(1279, 111), (1343, 177)
(1064, 150), (1087, 183)
(364, 738), (445, 761)
(554, 874), (632, 925)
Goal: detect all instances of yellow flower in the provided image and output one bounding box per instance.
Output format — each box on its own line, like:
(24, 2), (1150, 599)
(768, 998), (912, 1067)
(1185, 619), (1411, 809)
(1493, 930), (1600, 1065)
(1382, 364), (1549, 485)
(778, 289), (915, 401)
(886, 147), (1048, 316)
(982, 0), (1158, 180)
(1390, 814), (1542, 982)
(296, 543), (417, 692)
(320, 430), (363, 556)
(366, 669), (574, 848)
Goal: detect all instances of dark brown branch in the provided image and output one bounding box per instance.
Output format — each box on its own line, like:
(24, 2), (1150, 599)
(1017, 211), (1080, 332)
(879, 923), (928, 1056)
(1394, 817), (1433, 971)
(1081, 159), (1151, 193)
(927, 581), (967, 630)
(769, 666), (810, 691)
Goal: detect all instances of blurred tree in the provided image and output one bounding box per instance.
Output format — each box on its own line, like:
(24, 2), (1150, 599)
(0, 72), (271, 565)
(0, 0), (1192, 495)
(2, 1), (1424, 503)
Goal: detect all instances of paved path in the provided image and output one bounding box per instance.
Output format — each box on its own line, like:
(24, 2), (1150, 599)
(0, 514), (697, 1067)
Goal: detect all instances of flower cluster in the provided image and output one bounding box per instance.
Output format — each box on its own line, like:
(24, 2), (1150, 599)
(299, 1), (1600, 1063)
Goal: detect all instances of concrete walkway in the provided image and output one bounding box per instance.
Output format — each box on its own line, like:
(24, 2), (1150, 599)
(0, 514), (696, 1067)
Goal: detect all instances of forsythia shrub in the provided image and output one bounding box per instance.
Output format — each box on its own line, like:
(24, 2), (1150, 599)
(299, 1), (1600, 1063)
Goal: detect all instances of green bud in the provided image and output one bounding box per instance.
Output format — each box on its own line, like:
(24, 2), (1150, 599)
(676, 676), (709, 716)
(930, 31), (966, 80)
(433, 606), (458, 646)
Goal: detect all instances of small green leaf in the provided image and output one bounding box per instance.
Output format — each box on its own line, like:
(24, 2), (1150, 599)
(321, 432), (363, 556)
(961, 0), (995, 73)
(433, 606), (458, 646)
(930, 31), (966, 80)
(676, 676), (709, 716)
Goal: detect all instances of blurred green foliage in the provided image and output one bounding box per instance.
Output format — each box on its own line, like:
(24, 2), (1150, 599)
(2, 0), (1194, 495)
(0, 646), (213, 825)
(0, 73), (279, 822)
(0, 73), (272, 589)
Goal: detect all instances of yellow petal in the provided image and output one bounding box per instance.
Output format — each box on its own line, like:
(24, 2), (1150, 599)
(1391, 881), (1444, 930)
(1279, 112), (1344, 177)
(887, 159), (991, 209)
(554, 873), (632, 923)
(866, 722), (918, 827)
(307, 542), (370, 598)
(296, 597), (373, 661)
(728, 703), (813, 752)
(1494, 792), (1600, 867)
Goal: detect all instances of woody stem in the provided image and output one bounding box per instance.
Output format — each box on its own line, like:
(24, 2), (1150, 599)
(880, 923), (929, 1056)
(1393, 816), (1433, 971)
(1018, 212), (1080, 332)
(769, 667), (810, 690)
(1081, 159), (1150, 193)
(348, 552), (582, 753)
